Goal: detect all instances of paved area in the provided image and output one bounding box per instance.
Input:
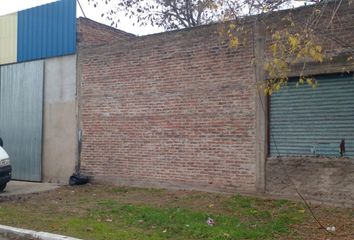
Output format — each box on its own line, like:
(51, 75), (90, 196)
(0, 181), (59, 197)
(0, 224), (81, 240)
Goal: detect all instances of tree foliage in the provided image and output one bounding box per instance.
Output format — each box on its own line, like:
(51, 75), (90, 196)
(88, 0), (216, 30)
(262, 20), (324, 94)
(87, 0), (291, 30)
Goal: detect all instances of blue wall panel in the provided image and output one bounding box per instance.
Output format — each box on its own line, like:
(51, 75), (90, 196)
(17, 0), (76, 62)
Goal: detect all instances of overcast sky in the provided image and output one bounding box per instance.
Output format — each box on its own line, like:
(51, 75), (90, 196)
(0, 0), (305, 36)
(77, 0), (163, 35)
(0, 0), (162, 35)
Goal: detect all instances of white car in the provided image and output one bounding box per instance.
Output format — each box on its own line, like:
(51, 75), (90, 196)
(0, 146), (11, 191)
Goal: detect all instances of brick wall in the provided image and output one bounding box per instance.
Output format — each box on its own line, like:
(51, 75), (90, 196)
(263, 1), (354, 76)
(77, 17), (136, 47)
(78, 24), (258, 193)
(78, 1), (354, 197)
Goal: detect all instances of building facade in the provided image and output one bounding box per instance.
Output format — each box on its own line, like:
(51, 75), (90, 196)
(0, 0), (77, 183)
(1, 0), (353, 206)
(78, 1), (354, 205)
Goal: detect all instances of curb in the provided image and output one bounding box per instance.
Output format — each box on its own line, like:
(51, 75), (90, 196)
(0, 224), (82, 240)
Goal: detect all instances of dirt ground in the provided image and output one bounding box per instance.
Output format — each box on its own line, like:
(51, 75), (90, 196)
(0, 184), (353, 240)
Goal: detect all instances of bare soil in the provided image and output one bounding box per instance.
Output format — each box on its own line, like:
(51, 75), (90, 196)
(0, 184), (353, 239)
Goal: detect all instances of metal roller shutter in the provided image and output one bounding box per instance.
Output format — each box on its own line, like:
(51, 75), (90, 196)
(270, 74), (354, 157)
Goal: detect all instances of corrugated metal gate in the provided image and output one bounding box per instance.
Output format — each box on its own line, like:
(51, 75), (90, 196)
(0, 61), (44, 181)
(270, 74), (354, 157)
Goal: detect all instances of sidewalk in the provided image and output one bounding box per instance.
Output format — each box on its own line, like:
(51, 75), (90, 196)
(0, 181), (59, 198)
(0, 224), (82, 240)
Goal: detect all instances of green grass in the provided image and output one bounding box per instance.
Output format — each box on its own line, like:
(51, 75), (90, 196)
(26, 198), (303, 240)
(112, 186), (129, 193)
(0, 185), (337, 240)
(87, 199), (302, 240)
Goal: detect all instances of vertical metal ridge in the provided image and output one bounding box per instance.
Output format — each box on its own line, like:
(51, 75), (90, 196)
(17, 0), (76, 62)
(0, 61), (44, 181)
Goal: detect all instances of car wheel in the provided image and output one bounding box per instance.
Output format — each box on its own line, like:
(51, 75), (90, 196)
(0, 183), (7, 192)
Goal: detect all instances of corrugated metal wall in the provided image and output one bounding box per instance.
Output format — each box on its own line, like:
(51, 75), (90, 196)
(0, 0), (76, 65)
(270, 74), (354, 157)
(0, 61), (44, 181)
(18, 0), (76, 62)
(0, 13), (17, 65)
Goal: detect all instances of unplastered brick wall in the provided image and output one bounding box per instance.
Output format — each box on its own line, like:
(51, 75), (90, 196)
(77, 17), (136, 47)
(263, 1), (354, 76)
(78, 1), (354, 196)
(78, 23), (258, 193)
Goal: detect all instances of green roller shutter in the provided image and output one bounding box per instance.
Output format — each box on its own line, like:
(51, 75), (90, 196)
(270, 74), (354, 157)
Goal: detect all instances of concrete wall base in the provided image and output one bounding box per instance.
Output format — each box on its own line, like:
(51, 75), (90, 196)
(266, 157), (354, 207)
(92, 175), (256, 195)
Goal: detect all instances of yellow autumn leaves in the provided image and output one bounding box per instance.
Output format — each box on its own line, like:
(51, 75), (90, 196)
(263, 29), (324, 95)
(220, 17), (326, 95)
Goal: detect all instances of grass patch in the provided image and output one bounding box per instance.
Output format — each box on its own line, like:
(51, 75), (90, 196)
(43, 198), (302, 240)
(0, 185), (351, 239)
(112, 186), (129, 193)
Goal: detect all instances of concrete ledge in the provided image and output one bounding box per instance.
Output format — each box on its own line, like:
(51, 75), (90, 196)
(0, 224), (81, 240)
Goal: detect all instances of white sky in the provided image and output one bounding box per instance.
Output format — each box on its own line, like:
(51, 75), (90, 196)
(0, 0), (162, 36)
(0, 0), (305, 36)
(77, 0), (163, 35)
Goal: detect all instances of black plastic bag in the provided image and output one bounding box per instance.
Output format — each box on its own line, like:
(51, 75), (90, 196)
(69, 174), (89, 186)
